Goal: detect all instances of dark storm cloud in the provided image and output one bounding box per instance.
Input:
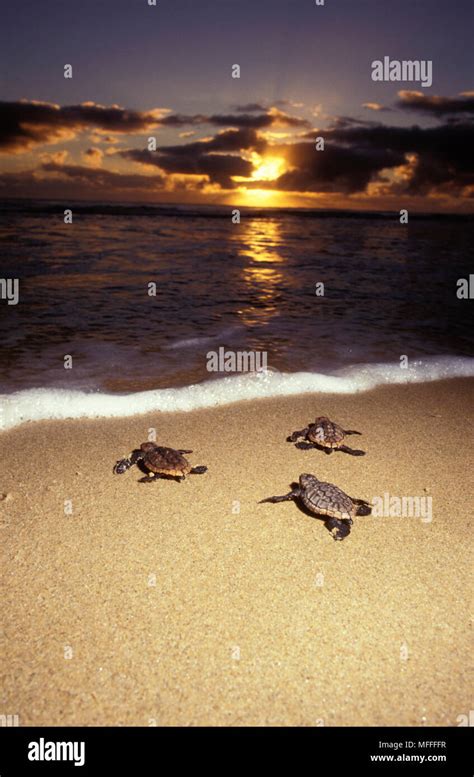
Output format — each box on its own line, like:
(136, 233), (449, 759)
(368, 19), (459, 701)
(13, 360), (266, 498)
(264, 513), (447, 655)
(121, 154), (248, 190)
(0, 98), (308, 157)
(159, 128), (265, 155)
(210, 113), (272, 128)
(0, 100), (162, 153)
(205, 127), (266, 152)
(396, 90), (474, 117)
(123, 147), (252, 185)
(286, 120), (474, 195)
(270, 141), (404, 194)
(120, 127), (263, 187)
(158, 113), (210, 127)
(156, 153), (252, 187)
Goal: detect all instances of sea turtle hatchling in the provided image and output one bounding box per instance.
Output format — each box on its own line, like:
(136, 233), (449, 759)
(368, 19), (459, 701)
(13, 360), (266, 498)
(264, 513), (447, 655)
(113, 442), (208, 483)
(288, 416), (365, 456)
(259, 473), (371, 541)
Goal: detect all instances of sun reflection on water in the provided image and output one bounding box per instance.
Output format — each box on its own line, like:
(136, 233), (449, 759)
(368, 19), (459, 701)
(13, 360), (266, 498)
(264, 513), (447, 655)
(231, 218), (286, 326)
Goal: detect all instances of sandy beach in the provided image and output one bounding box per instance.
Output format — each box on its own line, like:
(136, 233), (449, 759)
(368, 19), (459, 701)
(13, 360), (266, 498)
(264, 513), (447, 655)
(1, 378), (472, 726)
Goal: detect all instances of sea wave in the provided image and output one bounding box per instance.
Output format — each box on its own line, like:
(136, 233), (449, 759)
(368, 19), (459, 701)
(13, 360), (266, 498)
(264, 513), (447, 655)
(1, 356), (473, 431)
(2, 199), (472, 221)
(163, 325), (244, 350)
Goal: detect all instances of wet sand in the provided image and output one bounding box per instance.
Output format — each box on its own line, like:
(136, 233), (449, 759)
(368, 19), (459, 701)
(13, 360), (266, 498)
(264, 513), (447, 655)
(1, 378), (472, 726)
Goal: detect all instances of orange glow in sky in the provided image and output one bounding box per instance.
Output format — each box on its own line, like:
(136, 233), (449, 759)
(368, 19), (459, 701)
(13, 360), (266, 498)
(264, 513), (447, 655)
(250, 155), (286, 181)
(229, 153), (288, 206)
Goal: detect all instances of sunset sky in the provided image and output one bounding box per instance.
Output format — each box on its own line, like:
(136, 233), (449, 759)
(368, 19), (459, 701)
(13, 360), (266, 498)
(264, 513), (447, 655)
(1, 0), (473, 211)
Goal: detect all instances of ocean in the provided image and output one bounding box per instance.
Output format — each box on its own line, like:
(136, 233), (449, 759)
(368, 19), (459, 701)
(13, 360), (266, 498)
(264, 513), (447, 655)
(1, 199), (473, 429)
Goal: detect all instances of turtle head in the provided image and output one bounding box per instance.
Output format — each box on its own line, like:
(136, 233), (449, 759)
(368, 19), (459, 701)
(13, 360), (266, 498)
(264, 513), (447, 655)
(140, 442), (157, 453)
(314, 416), (328, 423)
(113, 458), (130, 475)
(299, 473), (319, 489)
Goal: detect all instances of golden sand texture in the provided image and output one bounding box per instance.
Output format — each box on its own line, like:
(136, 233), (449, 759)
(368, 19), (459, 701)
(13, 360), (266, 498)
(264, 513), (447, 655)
(1, 379), (473, 726)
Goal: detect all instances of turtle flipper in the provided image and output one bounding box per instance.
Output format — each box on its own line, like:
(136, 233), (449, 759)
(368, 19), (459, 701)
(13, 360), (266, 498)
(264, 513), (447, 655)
(343, 429), (362, 435)
(259, 489), (300, 504)
(325, 517), (352, 541)
(190, 465), (207, 475)
(178, 449), (193, 454)
(138, 472), (161, 484)
(294, 441), (317, 451)
(287, 427), (309, 443)
(113, 449), (144, 474)
(338, 445), (365, 456)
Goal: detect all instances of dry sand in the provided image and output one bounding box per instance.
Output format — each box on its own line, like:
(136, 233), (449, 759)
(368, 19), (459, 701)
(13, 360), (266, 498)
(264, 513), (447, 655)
(1, 379), (473, 726)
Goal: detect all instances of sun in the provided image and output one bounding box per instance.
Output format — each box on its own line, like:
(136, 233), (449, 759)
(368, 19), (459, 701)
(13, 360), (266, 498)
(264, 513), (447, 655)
(232, 153), (287, 184)
(251, 155), (286, 181)
(230, 153), (289, 206)
(241, 188), (275, 203)
(233, 186), (288, 207)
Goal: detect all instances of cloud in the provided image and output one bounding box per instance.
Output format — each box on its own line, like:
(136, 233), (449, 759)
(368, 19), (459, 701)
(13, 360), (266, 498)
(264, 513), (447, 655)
(362, 102), (391, 112)
(0, 98), (309, 160)
(0, 164), (170, 202)
(324, 116), (377, 131)
(267, 108), (310, 127)
(83, 147), (104, 167)
(274, 99), (305, 109)
(0, 99), (164, 153)
(39, 150), (69, 166)
(1, 94), (472, 205)
(89, 133), (121, 144)
(160, 112), (273, 129)
(160, 108), (310, 130)
(120, 127), (264, 187)
(250, 113), (474, 198)
(269, 140), (404, 194)
(396, 90), (474, 117)
(40, 161), (165, 190)
(321, 120), (474, 195)
(234, 103), (268, 112)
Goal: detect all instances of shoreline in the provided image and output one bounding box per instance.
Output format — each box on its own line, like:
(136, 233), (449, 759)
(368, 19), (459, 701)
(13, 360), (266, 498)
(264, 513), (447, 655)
(2, 378), (472, 726)
(2, 359), (474, 431)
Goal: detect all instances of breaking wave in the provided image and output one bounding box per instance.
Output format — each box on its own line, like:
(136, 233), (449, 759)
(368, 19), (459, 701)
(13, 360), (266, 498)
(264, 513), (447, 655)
(1, 356), (473, 431)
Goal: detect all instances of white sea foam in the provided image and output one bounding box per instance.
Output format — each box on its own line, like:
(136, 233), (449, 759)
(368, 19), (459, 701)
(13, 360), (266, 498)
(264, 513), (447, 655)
(163, 325), (244, 350)
(1, 356), (473, 431)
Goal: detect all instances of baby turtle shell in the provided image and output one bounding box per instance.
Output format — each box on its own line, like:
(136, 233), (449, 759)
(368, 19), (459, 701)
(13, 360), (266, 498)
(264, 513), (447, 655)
(288, 416), (365, 456)
(114, 441), (207, 483)
(259, 473), (371, 541)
